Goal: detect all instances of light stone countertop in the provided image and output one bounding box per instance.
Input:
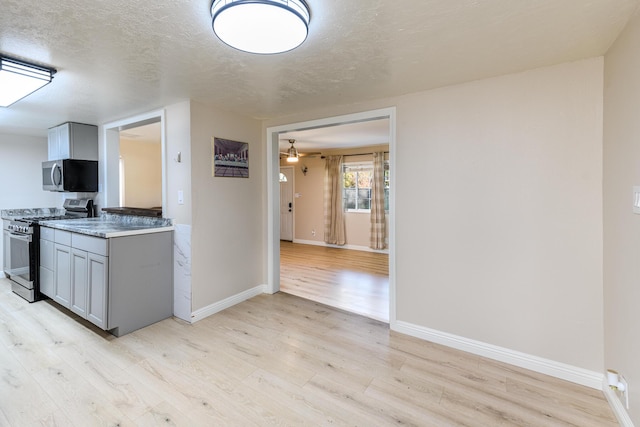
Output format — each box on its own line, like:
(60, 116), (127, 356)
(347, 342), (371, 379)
(39, 215), (174, 238)
(1, 208), (63, 221)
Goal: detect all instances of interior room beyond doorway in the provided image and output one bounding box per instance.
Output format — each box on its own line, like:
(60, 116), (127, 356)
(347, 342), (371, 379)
(276, 115), (392, 323)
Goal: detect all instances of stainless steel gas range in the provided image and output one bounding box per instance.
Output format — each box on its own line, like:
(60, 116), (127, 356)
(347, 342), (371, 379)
(5, 199), (94, 302)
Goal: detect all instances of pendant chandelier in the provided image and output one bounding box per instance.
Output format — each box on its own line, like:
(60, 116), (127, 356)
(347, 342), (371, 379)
(211, 0), (310, 54)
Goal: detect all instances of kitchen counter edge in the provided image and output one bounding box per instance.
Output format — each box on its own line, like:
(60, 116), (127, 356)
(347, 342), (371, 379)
(39, 221), (174, 239)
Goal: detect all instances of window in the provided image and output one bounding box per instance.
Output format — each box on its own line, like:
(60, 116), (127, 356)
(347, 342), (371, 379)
(343, 161), (389, 212)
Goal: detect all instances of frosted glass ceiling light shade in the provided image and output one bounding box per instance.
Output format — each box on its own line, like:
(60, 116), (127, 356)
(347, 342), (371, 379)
(211, 0), (310, 54)
(0, 56), (56, 107)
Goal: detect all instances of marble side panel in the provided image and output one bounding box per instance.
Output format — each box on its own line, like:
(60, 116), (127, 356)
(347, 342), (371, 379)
(173, 224), (192, 322)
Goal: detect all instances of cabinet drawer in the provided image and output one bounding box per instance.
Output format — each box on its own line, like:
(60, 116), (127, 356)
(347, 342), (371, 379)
(72, 234), (108, 256)
(40, 238), (55, 269)
(41, 227), (55, 241)
(55, 230), (72, 246)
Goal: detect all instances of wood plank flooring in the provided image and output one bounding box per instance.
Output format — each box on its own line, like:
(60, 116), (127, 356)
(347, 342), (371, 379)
(0, 277), (617, 426)
(280, 241), (389, 322)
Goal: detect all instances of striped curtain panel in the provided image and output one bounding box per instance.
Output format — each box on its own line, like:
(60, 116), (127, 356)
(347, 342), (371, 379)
(370, 152), (386, 249)
(324, 155), (346, 245)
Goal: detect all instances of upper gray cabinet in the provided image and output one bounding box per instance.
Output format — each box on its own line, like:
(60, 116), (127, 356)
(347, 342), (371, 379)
(48, 122), (98, 161)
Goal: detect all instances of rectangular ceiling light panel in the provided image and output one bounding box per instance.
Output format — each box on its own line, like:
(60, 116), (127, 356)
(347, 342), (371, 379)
(0, 57), (55, 107)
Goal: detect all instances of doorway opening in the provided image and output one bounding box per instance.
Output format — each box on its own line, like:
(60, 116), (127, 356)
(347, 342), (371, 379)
(279, 165), (295, 242)
(267, 108), (396, 324)
(119, 121), (162, 211)
(101, 110), (167, 217)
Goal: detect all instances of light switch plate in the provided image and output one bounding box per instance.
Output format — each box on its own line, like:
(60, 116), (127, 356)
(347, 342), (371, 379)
(178, 190), (184, 205)
(634, 187), (640, 214)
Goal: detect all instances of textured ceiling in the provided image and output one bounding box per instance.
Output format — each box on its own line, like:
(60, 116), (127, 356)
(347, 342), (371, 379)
(278, 118), (390, 153)
(0, 0), (638, 136)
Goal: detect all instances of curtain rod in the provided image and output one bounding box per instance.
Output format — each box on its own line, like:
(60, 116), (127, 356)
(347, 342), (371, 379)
(320, 151), (389, 158)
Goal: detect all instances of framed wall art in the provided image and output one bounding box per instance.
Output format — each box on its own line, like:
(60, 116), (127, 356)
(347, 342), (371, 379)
(212, 137), (249, 178)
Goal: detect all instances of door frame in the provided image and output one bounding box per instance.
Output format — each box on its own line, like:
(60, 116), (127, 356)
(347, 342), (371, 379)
(101, 109), (167, 216)
(279, 166), (295, 241)
(266, 107), (397, 324)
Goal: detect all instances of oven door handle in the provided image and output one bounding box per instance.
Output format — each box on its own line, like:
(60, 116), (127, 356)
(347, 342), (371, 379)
(9, 232), (32, 243)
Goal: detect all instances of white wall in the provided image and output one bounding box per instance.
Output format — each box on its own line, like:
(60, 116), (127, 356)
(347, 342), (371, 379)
(264, 57), (605, 376)
(165, 101), (192, 226)
(119, 138), (162, 208)
(189, 101), (263, 312)
(396, 58), (604, 371)
(603, 10), (640, 424)
(0, 134), (61, 270)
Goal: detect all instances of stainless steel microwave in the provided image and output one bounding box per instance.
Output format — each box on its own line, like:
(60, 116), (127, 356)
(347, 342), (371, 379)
(42, 159), (98, 192)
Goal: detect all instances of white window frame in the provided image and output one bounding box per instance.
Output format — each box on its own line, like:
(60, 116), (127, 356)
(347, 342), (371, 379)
(343, 162), (372, 213)
(343, 160), (390, 213)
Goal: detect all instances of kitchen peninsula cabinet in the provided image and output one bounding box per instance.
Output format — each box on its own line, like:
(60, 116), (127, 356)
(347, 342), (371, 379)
(39, 227), (55, 298)
(40, 225), (172, 336)
(54, 241), (72, 308)
(47, 122), (98, 161)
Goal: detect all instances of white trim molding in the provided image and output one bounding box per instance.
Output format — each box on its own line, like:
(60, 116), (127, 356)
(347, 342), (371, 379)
(292, 239), (389, 254)
(266, 106), (397, 325)
(392, 320), (604, 390)
(190, 284), (267, 323)
(603, 379), (635, 426)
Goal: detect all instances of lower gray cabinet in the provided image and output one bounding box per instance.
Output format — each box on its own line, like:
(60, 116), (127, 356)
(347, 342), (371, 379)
(54, 243), (72, 308)
(69, 237), (109, 329)
(39, 228), (171, 336)
(46, 229), (109, 329)
(70, 248), (88, 318)
(39, 235), (55, 298)
(70, 248), (108, 328)
(87, 253), (108, 329)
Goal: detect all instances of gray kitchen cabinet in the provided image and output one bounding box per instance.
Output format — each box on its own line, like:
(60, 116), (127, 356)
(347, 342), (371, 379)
(86, 252), (108, 329)
(39, 227), (55, 298)
(40, 227), (171, 336)
(70, 233), (109, 329)
(107, 232), (172, 336)
(47, 122), (98, 161)
(46, 229), (109, 329)
(53, 242), (72, 308)
(70, 248), (88, 318)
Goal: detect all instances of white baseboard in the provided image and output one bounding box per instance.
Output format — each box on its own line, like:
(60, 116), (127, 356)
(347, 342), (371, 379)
(603, 379), (635, 426)
(190, 284), (267, 323)
(392, 320), (604, 390)
(292, 238), (389, 254)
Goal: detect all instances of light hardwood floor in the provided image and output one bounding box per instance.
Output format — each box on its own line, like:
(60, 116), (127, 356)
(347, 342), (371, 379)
(0, 278), (617, 426)
(0, 279), (616, 427)
(280, 241), (389, 322)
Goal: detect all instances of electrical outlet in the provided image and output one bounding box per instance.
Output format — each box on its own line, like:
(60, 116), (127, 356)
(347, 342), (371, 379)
(311, 229), (316, 236)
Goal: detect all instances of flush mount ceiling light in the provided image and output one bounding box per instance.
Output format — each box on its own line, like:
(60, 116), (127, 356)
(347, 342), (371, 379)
(0, 55), (56, 107)
(211, 0), (310, 54)
(286, 139), (299, 163)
